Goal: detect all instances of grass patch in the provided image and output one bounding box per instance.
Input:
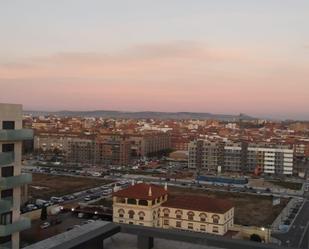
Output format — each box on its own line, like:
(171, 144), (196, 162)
(268, 180), (303, 190)
(29, 173), (113, 200)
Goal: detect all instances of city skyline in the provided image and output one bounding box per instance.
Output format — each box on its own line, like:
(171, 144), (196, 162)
(1, 0), (309, 120)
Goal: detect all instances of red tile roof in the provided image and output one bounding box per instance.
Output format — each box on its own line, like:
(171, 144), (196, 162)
(162, 195), (233, 214)
(113, 183), (167, 201)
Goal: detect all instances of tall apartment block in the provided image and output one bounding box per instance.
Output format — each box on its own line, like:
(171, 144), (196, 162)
(247, 143), (293, 175)
(223, 141), (247, 173)
(0, 103), (33, 249)
(188, 139), (294, 176)
(188, 140), (224, 172)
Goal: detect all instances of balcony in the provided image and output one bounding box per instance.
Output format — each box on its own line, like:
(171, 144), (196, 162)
(0, 199), (12, 213)
(0, 218), (31, 237)
(0, 129), (33, 141)
(0, 152), (14, 167)
(0, 173), (32, 190)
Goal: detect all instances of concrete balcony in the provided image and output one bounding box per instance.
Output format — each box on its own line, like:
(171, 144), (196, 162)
(0, 152), (14, 167)
(0, 218), (31, 237)
(0, 173), (32, 190)
(0, 129), (33, 141)
(0, 199), (12, 213)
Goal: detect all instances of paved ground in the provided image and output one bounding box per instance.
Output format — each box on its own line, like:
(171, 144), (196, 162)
(21, 212), (88, 247)
(273, 200), (309, 248)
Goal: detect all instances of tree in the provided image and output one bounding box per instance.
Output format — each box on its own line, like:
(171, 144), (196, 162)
(40, 205), (48, 221)
(250, 234), (262, 243)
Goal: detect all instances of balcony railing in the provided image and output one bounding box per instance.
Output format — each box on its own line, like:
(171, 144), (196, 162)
(0, 218), (31, 237)
(0, 129), (33, 141)
(0, 152), (14, 166)
(0, 173), (32, 190)
(0, 199), (12, 213)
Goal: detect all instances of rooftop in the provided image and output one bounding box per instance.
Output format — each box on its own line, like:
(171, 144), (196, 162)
(162, 195), (233, 214)
(113, 183), (167, 201)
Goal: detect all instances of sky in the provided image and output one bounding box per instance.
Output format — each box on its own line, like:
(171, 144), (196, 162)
(0, 0), (308, 120)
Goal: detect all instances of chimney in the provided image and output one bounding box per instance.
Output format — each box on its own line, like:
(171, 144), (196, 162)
(132, 180), (135, 186)
(164, 182), (168, 191)
(148, 186), (152, 196)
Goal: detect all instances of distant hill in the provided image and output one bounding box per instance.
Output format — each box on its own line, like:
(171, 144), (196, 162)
(23, 110), (255, 121)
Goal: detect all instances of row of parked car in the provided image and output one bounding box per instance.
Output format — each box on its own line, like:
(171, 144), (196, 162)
(21, 181), (131, 214)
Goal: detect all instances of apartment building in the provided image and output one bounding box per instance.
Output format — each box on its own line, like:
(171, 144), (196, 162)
(247, 144), (294, 175)
(66, 137), (96, 165)
(112, 183), (234, 236)
(130, 132), (171, 157)
(188, 140), (224, 172)
(95, 137), (131, 166)
(223, 141), (247, 172)
(0, 103), (33, 249)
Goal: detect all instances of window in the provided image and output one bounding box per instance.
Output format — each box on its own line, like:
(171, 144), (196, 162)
(187, 211), (194, 221)
(128, 222), (133, 225)
(163, 219), (169, 226)
(212, 226), (219, 233)
(200, 213), (207, 222)
(127, 198), (137, 205)
(163, 208), (170, 217)
(2, 121), (15, 130)
(188, 223), (193, 230)
(139, 200), (148, 206)
(212, 215), (220, 224)
(2, 144), (14, 153)
(119, 220), (124, 223)
(1, 189), (13, 199)
(176, 221), (181, 228)
(1, 166), (14, 177)
(118, 209), (125, 218)
(0, 235), (12, 245)
(0, 212), (12, 225)
(128, 210), (135, 219)
(200, 225), (206, 231)
(138, 211), (145, 221)
(175, 210), (183, 219)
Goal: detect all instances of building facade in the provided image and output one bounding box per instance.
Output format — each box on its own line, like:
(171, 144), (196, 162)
(113, 183), (234, 236)
(188, 140), (224, 172)
(0, 103), (33, 249)
(188, 139), (294, 176)
(247, 144), (293, 175)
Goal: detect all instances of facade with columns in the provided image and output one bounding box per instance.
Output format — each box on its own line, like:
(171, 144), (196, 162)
(112, 183), (234, 236)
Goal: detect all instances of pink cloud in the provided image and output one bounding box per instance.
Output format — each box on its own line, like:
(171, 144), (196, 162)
(0, 41), (308, 119)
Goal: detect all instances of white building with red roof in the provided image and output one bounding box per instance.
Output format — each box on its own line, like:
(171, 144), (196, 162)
(112, 183), (234, 235)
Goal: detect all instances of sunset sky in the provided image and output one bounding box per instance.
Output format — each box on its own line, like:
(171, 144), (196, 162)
(0, 0), (308, 120)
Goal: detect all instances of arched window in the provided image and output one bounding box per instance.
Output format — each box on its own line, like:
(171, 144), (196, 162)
(199, 213), (207, 222)
(127, 198), (137, 205)
(187, 211), (195, 221)
(118, 209), (125, 218)
(128, 210), (135, 219)
(212, 215), (220, 224)
(175, 210), (183, 219)
(138, 211), (145, 221)
(163, 208), (170, 217)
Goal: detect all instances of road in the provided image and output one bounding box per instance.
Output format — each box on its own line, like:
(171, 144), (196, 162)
(273, 200), (309, 248)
